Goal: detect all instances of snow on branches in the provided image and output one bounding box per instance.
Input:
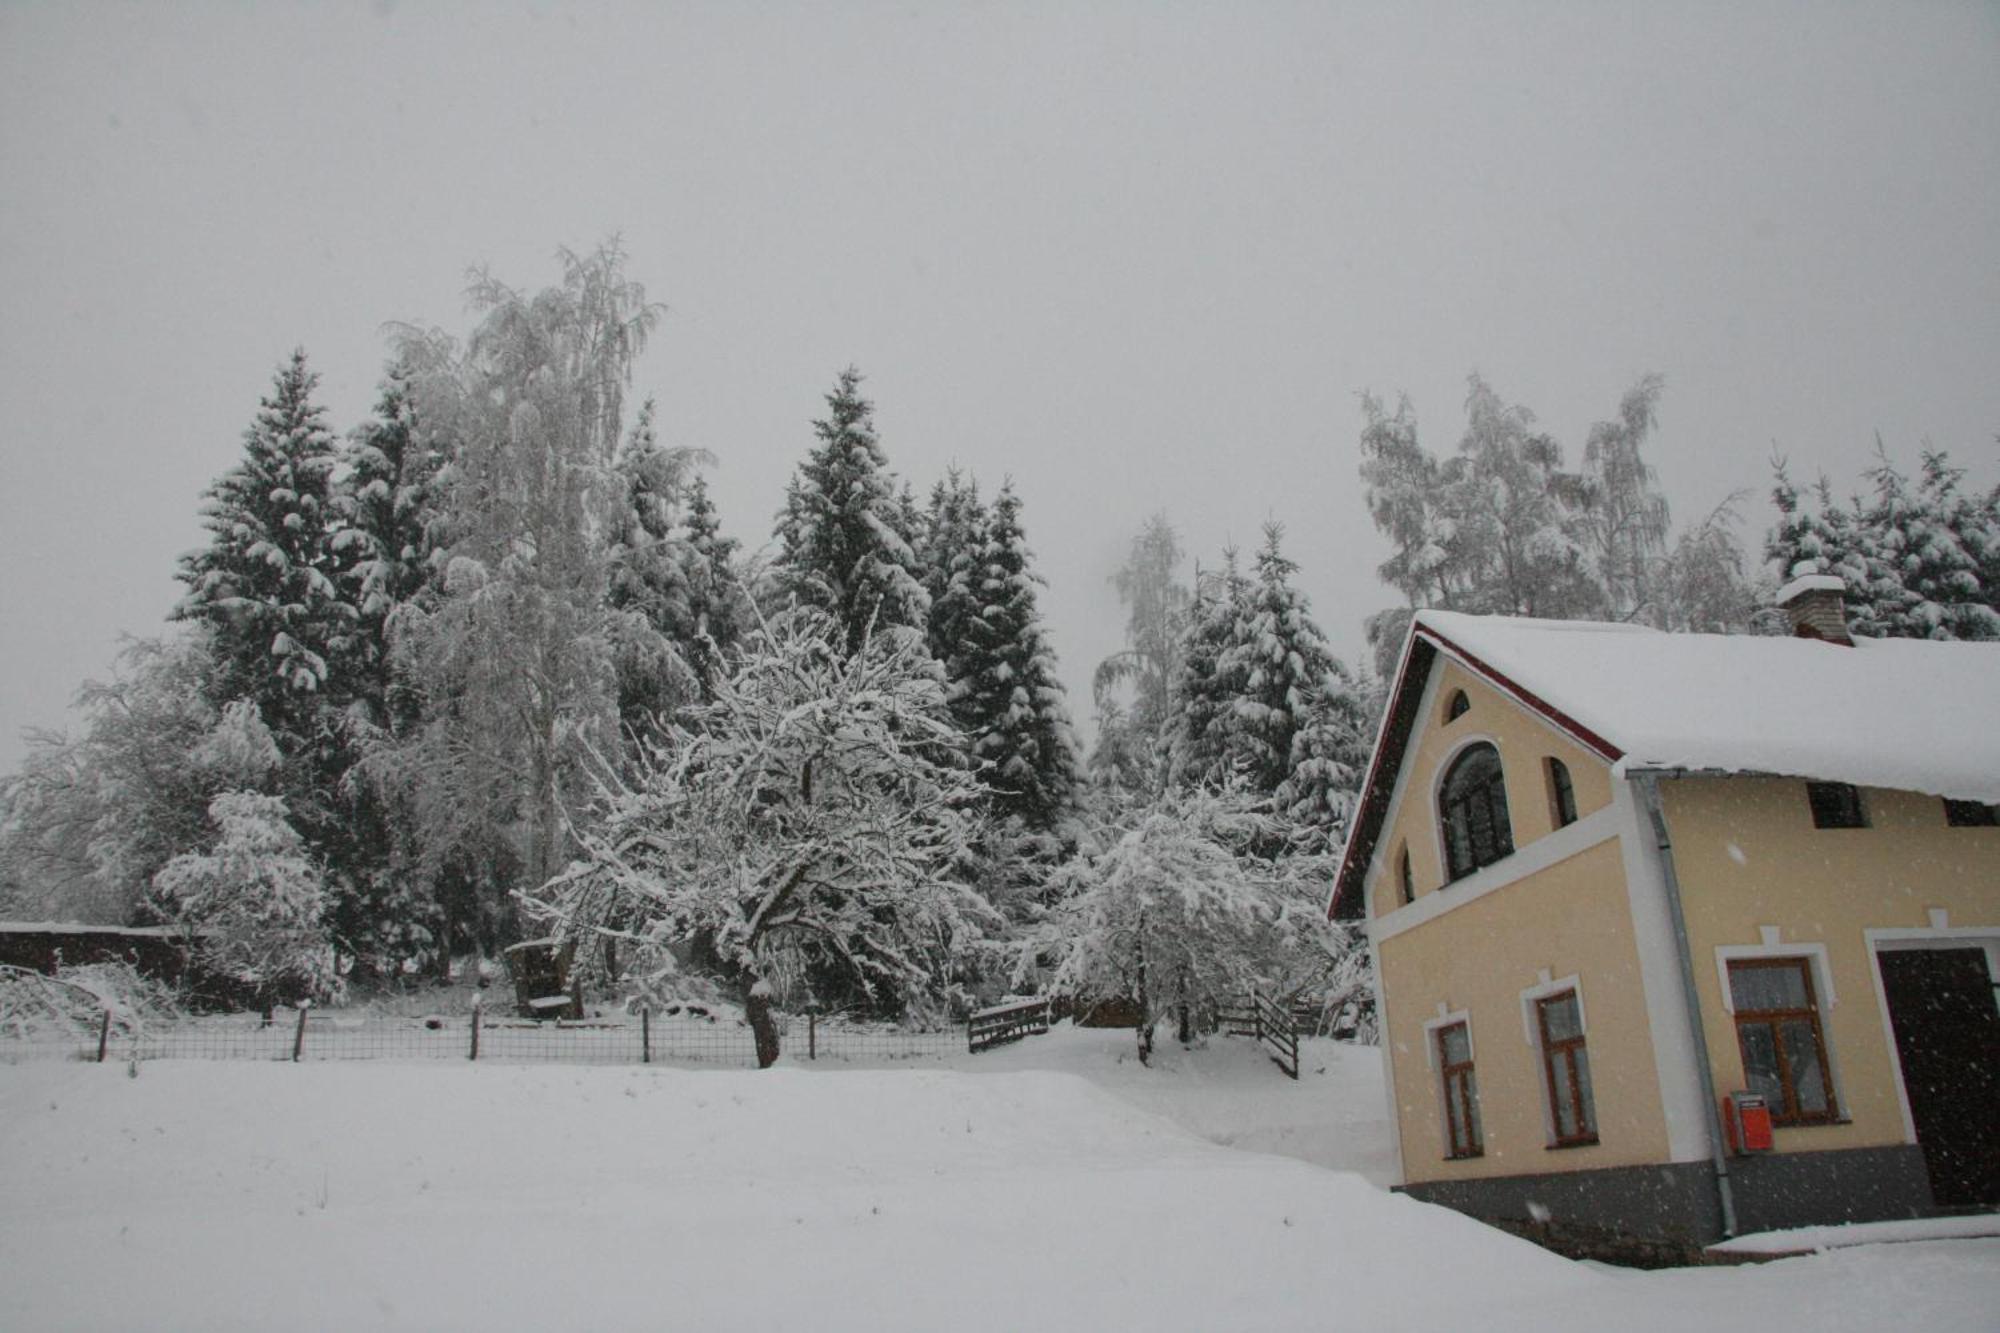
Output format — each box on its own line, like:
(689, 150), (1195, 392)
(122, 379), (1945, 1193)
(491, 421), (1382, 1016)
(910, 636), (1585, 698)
(153, 791), (341, 1004)
(1033, 785), (1335, 1059)
(526, 607), (993, 1065)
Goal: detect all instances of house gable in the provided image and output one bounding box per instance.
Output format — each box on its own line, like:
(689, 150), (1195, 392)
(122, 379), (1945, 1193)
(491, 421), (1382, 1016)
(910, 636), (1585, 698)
(1331, 623), (1620, 923)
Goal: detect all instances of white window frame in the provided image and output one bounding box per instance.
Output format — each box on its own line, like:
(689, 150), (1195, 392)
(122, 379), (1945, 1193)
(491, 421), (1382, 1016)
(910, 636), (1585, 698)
(1714, 927), (1848, 1123)
(1423, 1005), (1482, 1160)
(1519, 971), (1595, 1148)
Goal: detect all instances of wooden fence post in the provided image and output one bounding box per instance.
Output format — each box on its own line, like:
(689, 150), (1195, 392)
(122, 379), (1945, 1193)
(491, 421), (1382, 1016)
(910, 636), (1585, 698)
(469, 994), (481, 1062)
(808, 1008), (818, 1061)
(292, 1000), (310, 1063)
(97, 1007), (112, 1063)
(641, 1005), (651, 1064)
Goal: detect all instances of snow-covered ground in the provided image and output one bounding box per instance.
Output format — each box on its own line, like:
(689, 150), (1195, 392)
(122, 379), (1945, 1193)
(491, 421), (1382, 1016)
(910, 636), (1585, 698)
(3, 1027), (1995, 1331)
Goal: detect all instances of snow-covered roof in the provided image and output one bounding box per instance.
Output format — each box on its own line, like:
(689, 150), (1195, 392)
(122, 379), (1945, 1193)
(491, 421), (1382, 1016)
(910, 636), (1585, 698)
(1416, 609), (2000, 803)
(1328, 610), (2000, 919)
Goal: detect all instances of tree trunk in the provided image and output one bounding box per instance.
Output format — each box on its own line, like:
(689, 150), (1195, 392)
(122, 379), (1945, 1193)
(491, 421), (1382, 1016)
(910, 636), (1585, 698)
(1176, 966), (1191, 1045)
(745, 979), (780, 1069)
(1134, 925), (1152, 1066)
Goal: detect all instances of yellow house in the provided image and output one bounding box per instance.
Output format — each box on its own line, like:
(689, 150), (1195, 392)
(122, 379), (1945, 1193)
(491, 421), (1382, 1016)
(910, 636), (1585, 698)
(1328, 579), (2000, 1259)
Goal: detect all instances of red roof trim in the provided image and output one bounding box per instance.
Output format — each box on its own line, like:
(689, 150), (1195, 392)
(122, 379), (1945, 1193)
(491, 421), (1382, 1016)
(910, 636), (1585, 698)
(1418, 625), (1626, 764)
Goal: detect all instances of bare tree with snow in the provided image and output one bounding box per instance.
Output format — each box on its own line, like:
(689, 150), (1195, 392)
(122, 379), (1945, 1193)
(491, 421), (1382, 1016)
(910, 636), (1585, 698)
(526, 607), (994, 1066)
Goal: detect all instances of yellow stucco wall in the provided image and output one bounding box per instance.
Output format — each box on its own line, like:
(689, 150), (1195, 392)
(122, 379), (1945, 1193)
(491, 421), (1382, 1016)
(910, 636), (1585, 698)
(1662, 777), (2000, 1153)
(1379, 837), (1671, 1185)
(1372, 658), (1612, 918)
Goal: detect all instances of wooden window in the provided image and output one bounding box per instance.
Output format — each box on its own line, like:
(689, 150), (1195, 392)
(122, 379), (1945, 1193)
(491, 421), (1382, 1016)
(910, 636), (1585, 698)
(1445, 689), (1470, 722)
(1944, 798), (1998, 828)
(1440, 743), (1513, 882)
(1806, 781), (1865, 829)
(1398, 846), (1415, 906)
(1728, 959), (1838, 1125)
(1436, 1021), (1482, 1159)
(1547, 757), (1578, 828)
(1536, 991), (1597, 1147)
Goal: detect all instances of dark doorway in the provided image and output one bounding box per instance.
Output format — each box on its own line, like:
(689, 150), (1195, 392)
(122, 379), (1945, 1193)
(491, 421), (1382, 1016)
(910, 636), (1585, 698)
(1878, 947), (2000, 1207)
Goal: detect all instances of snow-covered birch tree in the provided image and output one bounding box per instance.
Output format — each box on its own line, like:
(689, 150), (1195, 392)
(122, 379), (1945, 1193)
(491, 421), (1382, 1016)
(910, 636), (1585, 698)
(380, 242), (665, 947)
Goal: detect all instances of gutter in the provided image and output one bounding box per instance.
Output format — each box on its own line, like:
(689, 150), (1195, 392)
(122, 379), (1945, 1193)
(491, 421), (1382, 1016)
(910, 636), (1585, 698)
(1629, 768), (1739, 1240)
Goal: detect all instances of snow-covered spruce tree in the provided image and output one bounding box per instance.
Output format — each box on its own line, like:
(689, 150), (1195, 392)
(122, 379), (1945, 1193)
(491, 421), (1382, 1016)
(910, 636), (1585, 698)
(527, 608), (993, 1067)
(1220, 524), (1345, 796)
(1089, 513), (1191, 790)
(1036, 785), (1313, 1060)
(920, 468), (986, 669)
(1165, 548), (1249, 790)
(175, 349), (360, 747)
(772, 368), (930, 656)
(948, 483), (1082, 833)
(603, 397), (711, 738)
(337, 359), (448, 730)
(1766, 464), (1879, 627)
(153, 790), (340, 1005)
(674, 474), (749, 699)
(380, 242), (665, 949)
(319, 360), (457, 975)
(1861, 450), (2000, 641)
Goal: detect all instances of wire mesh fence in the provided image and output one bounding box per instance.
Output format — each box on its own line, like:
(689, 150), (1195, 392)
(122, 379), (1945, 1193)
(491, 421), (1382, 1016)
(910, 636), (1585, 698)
(1, 1004), (990, 1070)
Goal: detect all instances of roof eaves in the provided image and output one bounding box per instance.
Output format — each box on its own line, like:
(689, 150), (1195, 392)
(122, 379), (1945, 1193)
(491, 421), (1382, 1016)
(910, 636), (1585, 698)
(1327, 632), (1435, 921)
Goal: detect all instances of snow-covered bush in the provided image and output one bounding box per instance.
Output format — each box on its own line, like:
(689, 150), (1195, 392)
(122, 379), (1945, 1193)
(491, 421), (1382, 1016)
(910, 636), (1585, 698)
(1033, 785), (1326, 1059)
(526, 607), (994, 1066)
(153, 791), (342, 1005)
(0, 960), (184, 1046)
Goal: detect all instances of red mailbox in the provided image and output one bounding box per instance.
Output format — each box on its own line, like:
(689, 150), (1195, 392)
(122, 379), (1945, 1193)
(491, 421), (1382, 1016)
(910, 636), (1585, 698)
(1724, 1091), (1774, 1153)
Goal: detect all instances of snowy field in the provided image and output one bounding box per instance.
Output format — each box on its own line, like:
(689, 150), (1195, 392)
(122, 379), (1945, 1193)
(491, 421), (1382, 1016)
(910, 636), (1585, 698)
(3, 1028), (1996, 1331)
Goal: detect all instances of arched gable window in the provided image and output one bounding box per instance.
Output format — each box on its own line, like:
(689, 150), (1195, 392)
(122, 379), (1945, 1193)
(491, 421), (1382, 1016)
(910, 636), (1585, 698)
(1440, 743), (1513, 882)
(1445, 690), (1470, 722)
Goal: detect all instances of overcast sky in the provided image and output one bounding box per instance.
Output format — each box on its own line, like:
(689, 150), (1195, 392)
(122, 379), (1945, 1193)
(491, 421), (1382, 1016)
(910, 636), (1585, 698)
(2, 1), (1996, 774)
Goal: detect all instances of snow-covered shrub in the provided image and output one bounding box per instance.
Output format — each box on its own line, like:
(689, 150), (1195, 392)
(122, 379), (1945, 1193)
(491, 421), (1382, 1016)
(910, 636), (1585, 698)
(0, 960), (184, 1046)
(1033, 785), (1326, 1057)
(153, 791), (342, 1005)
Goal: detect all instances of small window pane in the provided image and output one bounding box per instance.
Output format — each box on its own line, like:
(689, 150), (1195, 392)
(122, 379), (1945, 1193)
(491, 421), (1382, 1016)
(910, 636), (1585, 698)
(1739, 1020), (1784, 1105)
(1446, 690), (1470, 721)
(1551, 1058), (1577, 1139)
(1439, 1024), (1470, 1065)
(1807, 782), (1865, 829)
(1945, 799), (1998, 828)
(1550, 758), (1577, 827)
(1781, 1020), (1830, 1114)
(1731, 962), (1808, 1012)
(1573, 1048), (1595, 1136)
(1541, 992), (1582, 1042)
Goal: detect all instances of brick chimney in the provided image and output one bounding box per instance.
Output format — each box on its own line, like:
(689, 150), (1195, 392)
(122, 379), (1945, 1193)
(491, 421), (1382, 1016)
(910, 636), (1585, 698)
(1777, 570), (1852, 645)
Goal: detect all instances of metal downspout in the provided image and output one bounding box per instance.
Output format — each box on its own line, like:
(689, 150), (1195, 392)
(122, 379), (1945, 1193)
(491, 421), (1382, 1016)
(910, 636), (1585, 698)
(1631, 770), (1739, 1239)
